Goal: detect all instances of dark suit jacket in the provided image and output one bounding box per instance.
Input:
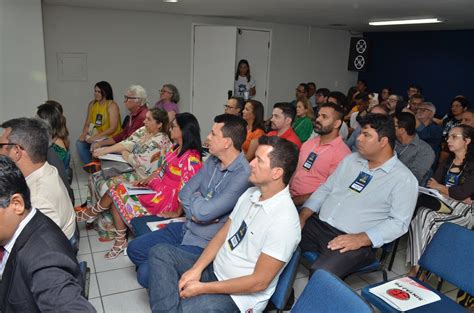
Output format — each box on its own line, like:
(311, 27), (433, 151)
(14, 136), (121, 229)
(0, 210), (95, 313)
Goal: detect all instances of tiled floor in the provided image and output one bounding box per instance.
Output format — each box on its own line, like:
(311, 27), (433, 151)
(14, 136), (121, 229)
(71, 158), (459, 313)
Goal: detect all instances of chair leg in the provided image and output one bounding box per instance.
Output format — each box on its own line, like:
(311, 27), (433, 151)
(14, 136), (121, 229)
(382, 269), (388, 282)
(436, 278), (444, 291)
(388, 238), (399, 271)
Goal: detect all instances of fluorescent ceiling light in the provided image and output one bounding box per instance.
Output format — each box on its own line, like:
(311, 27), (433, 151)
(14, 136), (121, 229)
(163, 0), (178, 2)
(369, 18), (442, 26)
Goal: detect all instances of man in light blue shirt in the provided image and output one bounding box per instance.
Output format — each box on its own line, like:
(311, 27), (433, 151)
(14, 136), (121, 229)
(299, 114), (418, 278)
(127, 114), (251, 288)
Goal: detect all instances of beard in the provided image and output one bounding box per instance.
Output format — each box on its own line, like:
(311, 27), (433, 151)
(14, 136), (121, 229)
(314, 122), (333, 135)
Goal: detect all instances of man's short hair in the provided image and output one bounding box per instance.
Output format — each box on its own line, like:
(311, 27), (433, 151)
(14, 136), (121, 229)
(298, 83), (309, 93)
(395, 112), (416, 136)
(307, 82), (316, 89)
(229, 97), (244, 111)
(128, 84), (148, 106)
(258, 136), (298, 185)
(410, 93), (424, 102)
(214, 114), (247, 151)
(0, 155), (31, 209)
(319, 102), (345, 122)
(452, 96), (470, 109)
(273, 102), (296, 123)
(369, 104), (390, 115)
(316, 88), (330, 97)
(420, 102), (436, 115)
(408, 83), (422, 94)
(359, 113), (396, 150)
(1, 118), (50, 163)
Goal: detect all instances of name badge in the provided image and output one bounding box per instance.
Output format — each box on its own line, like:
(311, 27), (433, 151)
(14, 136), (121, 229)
(227, 220), (247, 250)
(158, 162), (167, 179)
(205, 188), (214, 200)
(349, 171), (373, 193)
(95, 114), (103, 126)
(303, 152), (318, 171)
(444, 172), (459, 187)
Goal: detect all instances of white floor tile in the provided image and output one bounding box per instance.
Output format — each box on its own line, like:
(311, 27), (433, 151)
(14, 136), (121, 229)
(388, 250), (410, 276)
(345, 274), (371, 290)
(78, 236), (92, 255)
(89, 273), (101, 299)
(78, 221), (88, 238)
(92, 250), (134, 273)
(89, 235), (115, 253)
(293, 276), (309, 300)
(77, 253), (95, 274)
(102, 289), (150, 313)
(88, 298), (104, 313)
(97, 267), (142, 296)
(358, 270), (400, 285)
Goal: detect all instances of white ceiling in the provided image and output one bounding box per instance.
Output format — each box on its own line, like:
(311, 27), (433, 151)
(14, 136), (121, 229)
(44, 0), (474, 32)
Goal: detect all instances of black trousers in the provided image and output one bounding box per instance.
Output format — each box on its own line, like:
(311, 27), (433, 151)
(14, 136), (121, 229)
(300, 215), (375, 278)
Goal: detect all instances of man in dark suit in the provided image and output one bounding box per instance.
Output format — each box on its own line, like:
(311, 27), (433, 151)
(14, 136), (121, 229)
(0, 155), (95, 313)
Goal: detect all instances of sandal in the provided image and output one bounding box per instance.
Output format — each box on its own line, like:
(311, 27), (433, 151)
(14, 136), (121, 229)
(105, 229), (128, 259)
(76, 202), (105, 222)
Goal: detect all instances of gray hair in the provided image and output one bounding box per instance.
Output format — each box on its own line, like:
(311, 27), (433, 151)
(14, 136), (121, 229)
(1, 117), (51, 163)
(163, 84), (180, 104)
(421, 102), (436, 115)
(128, 85), (148, 106)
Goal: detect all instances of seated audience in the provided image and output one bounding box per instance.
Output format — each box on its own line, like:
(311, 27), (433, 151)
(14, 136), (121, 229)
(241, 100), (265, 161)
(148, 136), (300, 312)
(224, 97), (244, 116)
(378, 87), (391, 107)
(155, 84), (180, 122)
(415, 102), (443, 156)
(406, 93), (424, 115)
(268, 102), (302, 149)
(77, 81), (121, 164)
(293, 98), (315, 143)
(386, 94), (400, 115)
(127, 114), (251, 287)
(442, 96), (469, 137)
(299, 114), (418, 277)
(37, 101), (71, 170)
(406, 83), (422, 101)
(345, 105), (389, 151)
(356, 79), (368, 93)
(0, 118), (76, 243)
(290, 83), (309, 107)
(0, 156), (95, 313)
(327, 91), (350, 140)
(290, 102), (350, 206)
(77, 113), (202, 259)
(394, 112), (435, 183)
(461, 108), (474, 127)
(407, 125), (474, 275)
(91, 85), (149, 152)
(348, 92), (369, 130)
(314, 87), (330, 113)
(307, 82), (317, 107)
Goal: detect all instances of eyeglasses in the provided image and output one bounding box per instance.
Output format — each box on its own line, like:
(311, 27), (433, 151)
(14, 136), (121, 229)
(447, 134), (464, 140)
(417, 108), (434, 113)
(124, 95), (140, 101)
(160, 89), (172, 94)
(0, 143), (24, 149)
(224, 105), (237, 110)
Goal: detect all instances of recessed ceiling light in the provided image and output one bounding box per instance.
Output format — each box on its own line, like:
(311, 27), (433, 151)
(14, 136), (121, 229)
(369, 18), (442, 26)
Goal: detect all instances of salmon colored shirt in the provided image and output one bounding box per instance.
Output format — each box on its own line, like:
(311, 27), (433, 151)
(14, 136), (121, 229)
(267, 128), (302, 150)
(290, 135), (350, 196)
(242, 128), (265, 153)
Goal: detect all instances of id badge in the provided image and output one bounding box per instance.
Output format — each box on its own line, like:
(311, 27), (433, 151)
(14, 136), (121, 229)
(227, 220), (247, 250)
(349, 171), (373, 193)
(95, 114), (103, 126)
(303, 152), (318, 171)
(158, 162), (167, 179)
(205, 188), (214, 200)
(444, 172), (459, 187)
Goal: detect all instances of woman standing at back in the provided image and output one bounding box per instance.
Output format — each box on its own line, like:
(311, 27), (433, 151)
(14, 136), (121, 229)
(234, 59), (256, 100)
(77, 81), (122, 164)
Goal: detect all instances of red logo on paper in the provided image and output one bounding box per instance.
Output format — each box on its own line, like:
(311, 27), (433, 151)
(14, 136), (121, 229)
(387, 288), (410, 300)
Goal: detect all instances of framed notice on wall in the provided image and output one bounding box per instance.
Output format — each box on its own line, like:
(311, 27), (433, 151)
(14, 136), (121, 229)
(57, 52), (88, 81)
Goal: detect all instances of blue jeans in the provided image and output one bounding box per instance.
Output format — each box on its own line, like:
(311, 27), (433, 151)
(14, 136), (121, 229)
(127, 222), (203, 288)
(148, 244), (239, 313)
(76, 140), (92, 164)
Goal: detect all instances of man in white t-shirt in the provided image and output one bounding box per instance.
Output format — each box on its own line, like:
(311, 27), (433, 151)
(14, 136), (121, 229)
(148, 136), (301, 313)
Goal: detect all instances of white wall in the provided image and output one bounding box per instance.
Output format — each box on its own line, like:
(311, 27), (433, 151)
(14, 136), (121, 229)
(0, 0), (48, 120)
(42, 4), (357, 149)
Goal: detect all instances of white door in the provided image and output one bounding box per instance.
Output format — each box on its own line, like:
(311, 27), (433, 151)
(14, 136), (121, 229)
(191, 25), (237, 140)
(236, 29), (271, 110)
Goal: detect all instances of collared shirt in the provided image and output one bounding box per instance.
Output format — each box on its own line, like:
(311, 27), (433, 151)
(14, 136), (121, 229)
(416, 122), (443, 154)
(0, 208), (37, 276)
(179, 152), (251, 248)
(112, 105), (149, 143)
(26, 162), (75, 239)
(290, 136), (350, 196)
(267, 128), (302, 150)
(214, 186), (300, 312)
(303, 153), (418, 248)
(395, 134), (435, 183)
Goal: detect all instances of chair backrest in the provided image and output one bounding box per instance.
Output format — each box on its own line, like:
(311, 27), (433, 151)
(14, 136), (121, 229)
(418, 222), (474, 295)
(270, 247), (301, 310)
(292, 269), (374, 313)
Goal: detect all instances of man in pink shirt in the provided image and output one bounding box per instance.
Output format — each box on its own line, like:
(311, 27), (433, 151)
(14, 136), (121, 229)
(267, 102), (302, 149)
(290, 102), (351, 206)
